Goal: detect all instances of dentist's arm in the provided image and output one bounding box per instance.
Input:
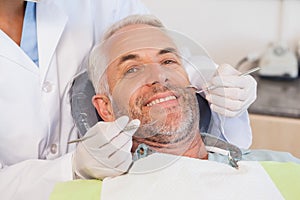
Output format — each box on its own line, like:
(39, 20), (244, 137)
(205, 64), (257, 148)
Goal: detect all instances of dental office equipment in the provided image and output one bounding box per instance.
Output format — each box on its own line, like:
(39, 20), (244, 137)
(258, 0), (298, 79)
(186, 67), (260, 94)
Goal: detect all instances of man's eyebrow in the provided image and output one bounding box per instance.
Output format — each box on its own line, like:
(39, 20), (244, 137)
(157, 47), (178, 55)
(118, 54), (139, 65)
(117, 47), (177, 66)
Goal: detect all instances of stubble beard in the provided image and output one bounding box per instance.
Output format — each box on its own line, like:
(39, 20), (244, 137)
(112, 85), (199, 148)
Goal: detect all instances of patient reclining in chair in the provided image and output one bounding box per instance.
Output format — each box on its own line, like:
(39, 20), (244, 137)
(63, 14), (300, 200)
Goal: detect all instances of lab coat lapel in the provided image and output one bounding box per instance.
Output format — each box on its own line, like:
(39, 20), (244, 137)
(36, 2), (68, 82)
(0, 30), (38, 74)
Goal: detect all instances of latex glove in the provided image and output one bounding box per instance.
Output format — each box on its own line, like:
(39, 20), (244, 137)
(204, 64), (257, 117)
(73, 116), (140, 180)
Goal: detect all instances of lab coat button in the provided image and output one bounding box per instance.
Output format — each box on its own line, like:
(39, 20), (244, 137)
(42, 81), (53, 93)
(50, 144), (58, 154)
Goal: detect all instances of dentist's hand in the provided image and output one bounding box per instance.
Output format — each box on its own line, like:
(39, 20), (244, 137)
(204, 64), (257, 117)
(73, 116), (140, 180)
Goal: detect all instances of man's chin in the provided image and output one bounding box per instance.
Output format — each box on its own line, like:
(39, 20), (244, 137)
(141, 103), (181, 120)
(140, 111), (182, 129)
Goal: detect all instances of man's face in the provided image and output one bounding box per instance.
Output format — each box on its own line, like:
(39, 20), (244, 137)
(103, 24), (199, 146)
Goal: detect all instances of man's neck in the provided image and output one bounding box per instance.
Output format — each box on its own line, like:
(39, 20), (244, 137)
(132, 131), (208, 160)
(182, 132), (208, 159)
(0, 0), (26, 45)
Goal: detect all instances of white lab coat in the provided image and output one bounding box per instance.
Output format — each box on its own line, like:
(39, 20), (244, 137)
(0, 0), (148, 199)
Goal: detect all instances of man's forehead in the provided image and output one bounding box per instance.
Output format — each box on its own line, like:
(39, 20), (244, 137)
(113, 24), (153, 35)
(104, 24), (177, 64)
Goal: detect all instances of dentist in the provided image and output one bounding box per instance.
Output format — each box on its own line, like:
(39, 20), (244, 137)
(0, 0), (148, 199)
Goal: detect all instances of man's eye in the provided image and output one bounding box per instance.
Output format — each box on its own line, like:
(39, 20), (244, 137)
(162, 59), (177, 65)
(123, 65), (144, 79)
(125, 66), (142, 75)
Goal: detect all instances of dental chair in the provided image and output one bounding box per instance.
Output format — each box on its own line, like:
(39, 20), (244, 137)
(57, 72), (300, 200)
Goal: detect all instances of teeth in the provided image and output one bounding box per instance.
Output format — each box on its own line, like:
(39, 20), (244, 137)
(146, 96), (176, 107)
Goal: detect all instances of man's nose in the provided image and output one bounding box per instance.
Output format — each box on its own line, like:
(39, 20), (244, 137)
(144, 64), (168, 86)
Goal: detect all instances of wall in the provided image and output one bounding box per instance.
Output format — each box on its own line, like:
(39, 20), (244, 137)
(140, 0), (300, 66)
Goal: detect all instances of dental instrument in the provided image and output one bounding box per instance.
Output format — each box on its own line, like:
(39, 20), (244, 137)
(186, 67), (261, 94)
(68, 124), (139, 144)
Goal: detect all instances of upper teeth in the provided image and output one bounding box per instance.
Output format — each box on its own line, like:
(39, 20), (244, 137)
(146, 96), (176, 107)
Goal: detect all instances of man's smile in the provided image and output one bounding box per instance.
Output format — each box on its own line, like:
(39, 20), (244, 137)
(143, 91), (179, 109)
(146, 95), (177, 107)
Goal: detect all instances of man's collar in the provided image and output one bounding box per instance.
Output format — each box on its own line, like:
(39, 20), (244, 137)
(133, 133), (242, 168)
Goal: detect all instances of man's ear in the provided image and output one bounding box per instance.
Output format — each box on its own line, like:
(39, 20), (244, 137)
(92, 94), (115, 122)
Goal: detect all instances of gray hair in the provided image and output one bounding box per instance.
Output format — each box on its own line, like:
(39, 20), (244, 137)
(88, 14), (165, 95)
